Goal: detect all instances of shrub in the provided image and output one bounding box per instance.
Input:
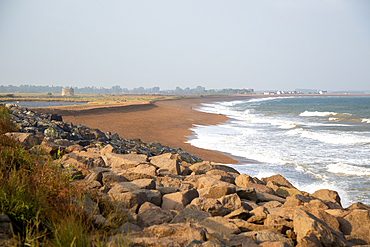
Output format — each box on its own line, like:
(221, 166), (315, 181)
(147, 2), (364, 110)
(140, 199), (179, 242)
(0, 104), (130, 246)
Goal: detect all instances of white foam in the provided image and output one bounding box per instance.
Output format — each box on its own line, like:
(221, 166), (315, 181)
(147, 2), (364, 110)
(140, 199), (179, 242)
(287, 129), (370, 145)
(362, 118), (370, 124)
(246, 97), (287, 103)
(328, 117), (340, 121)
(254, 170), (278, 180)
(278, 123), (298, 129)
(300, 111), (338, 117)
(187, 124), (289, 165)
(294, 181), (350, 207)
(327, 163), (370, 176)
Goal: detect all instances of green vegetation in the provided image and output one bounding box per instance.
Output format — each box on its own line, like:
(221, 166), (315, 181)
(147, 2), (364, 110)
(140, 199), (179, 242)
(0, 104), (130, 246)
(0, 92), (175, 104)
(0, 84), (254, 96)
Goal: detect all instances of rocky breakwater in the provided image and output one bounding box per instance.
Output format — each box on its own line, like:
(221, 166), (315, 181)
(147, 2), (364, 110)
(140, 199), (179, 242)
(3, 103), (370, 246)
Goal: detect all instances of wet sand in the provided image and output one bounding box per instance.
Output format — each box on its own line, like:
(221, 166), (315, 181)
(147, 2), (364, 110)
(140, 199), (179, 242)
(33, 95), (254, 164)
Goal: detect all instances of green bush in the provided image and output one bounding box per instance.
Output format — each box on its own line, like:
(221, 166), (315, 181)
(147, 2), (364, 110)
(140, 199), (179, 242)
(0, 104), (131, 246)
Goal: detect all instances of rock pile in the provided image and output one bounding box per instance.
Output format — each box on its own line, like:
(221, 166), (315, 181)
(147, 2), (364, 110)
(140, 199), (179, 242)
(3, 104), (370, 246)
(5, 104), (201, 163)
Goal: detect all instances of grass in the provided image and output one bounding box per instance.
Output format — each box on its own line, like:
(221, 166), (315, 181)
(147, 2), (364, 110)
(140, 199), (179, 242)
(0, 93), (201, 105)
(0, 104), (132, 246)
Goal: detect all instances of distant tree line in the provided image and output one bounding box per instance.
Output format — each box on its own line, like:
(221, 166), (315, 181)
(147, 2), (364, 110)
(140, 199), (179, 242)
(0, 85), (254, 95)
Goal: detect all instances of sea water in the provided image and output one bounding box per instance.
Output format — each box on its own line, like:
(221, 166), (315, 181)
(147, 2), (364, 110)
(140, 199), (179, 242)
(188, 96), (370, 207)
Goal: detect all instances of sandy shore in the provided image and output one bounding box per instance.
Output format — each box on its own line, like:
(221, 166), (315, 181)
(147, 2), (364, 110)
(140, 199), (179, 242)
(33, 95), (255, 164)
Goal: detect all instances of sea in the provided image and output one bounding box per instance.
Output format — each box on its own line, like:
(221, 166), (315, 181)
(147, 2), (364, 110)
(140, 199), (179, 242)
(188, 96), (370, 207)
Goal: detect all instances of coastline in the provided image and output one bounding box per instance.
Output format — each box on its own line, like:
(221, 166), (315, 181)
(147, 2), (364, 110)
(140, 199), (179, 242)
(31, 93), (370, 165)
(32, 95), (255, 164)
(7, 95), (370, 246)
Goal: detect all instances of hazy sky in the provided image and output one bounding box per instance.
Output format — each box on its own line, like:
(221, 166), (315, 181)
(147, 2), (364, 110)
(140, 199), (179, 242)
(1, 1), (369, 91)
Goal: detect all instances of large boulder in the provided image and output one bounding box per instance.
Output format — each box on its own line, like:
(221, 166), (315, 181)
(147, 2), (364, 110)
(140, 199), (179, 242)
(128, 163), (157, 177)
(302, 202), (340, 232)
(109, 190), (148, 212)
(311, 189), (342, 209)
(157, 176), (185, 191)
(264, 214), (294, 230)
(261, 174), (296, 189)
(293, 208), (349, 247)
(221, 235), (258, 247)
(196, 176), (236, 190)
(41, 140), (64, 157)
(157, 159), (181, 176)
(219, 193), (242, 212)
(256, 192), (286, 204)
(235, 174), (264, 187)
(188, 197), (231, 217)
(88, 129), (108, 140)
(339, 209), (370, 245)
(283, 194), (310, 208)
(346, 202), (370, 211)
(260, 201), (283, 210)
(102, 153), (148, 169)
(236, 188), (258, 202)
(170, 207), (212, 224)
(157, 187), (178, 196)
(84, 170), (103, 186)
(118, 171), (154, 181)
(108, 179), (156, 194)
(101, 171), (129, 185)
(4, 132), (40, 149)
(129, 223), (206, 247)
(149, 153), (180, 167)
(100, 144), (119, 154)
(224, 207), (250, 220)
(241, 183), (276, 195)
(241, 230), (294, 246)
(189, 161), (239, 175)
(211, 163), (240, 175)
(60, 151), (105, 169)
(202, 186), (236, 199)
(266, 181), (303, 198)
(69, 195), (100, 216)
(138, 202), (173, 226)
(143, 189), (162, 206)
(196, 216), (241, 239)
(188, 161), (214, 174)
(230, 219), (288, 234)
(247, 206), (269, 224)
(205, 169), (238, 184)
(162, 189), (199, 211)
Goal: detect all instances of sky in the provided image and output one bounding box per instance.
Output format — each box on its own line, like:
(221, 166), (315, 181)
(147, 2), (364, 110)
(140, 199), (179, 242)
(0, 1), (369, 91)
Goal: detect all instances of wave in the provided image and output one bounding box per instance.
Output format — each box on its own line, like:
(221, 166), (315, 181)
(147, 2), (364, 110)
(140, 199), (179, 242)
(278, 123), (298, 129)
(327, 163), (370, 176)
(299, 111), (353, 117)
(246, 97), (289, 103)
(300, 111), (339, 117)
(328, 117), (340, 121)
(287, 129), (370, 145)
(362, 118), (370, 124)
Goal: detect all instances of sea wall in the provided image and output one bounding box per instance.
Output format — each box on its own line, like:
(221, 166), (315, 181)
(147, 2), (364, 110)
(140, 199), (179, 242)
(3, 103), (370, 246)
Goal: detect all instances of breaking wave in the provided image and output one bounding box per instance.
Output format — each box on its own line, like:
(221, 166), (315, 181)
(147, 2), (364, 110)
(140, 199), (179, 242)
(327, 163), (370, 176)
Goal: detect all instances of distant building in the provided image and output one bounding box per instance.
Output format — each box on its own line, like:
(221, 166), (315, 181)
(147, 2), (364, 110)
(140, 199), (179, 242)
(319, 90), (327, 94)
(62, 88), (74, 96)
